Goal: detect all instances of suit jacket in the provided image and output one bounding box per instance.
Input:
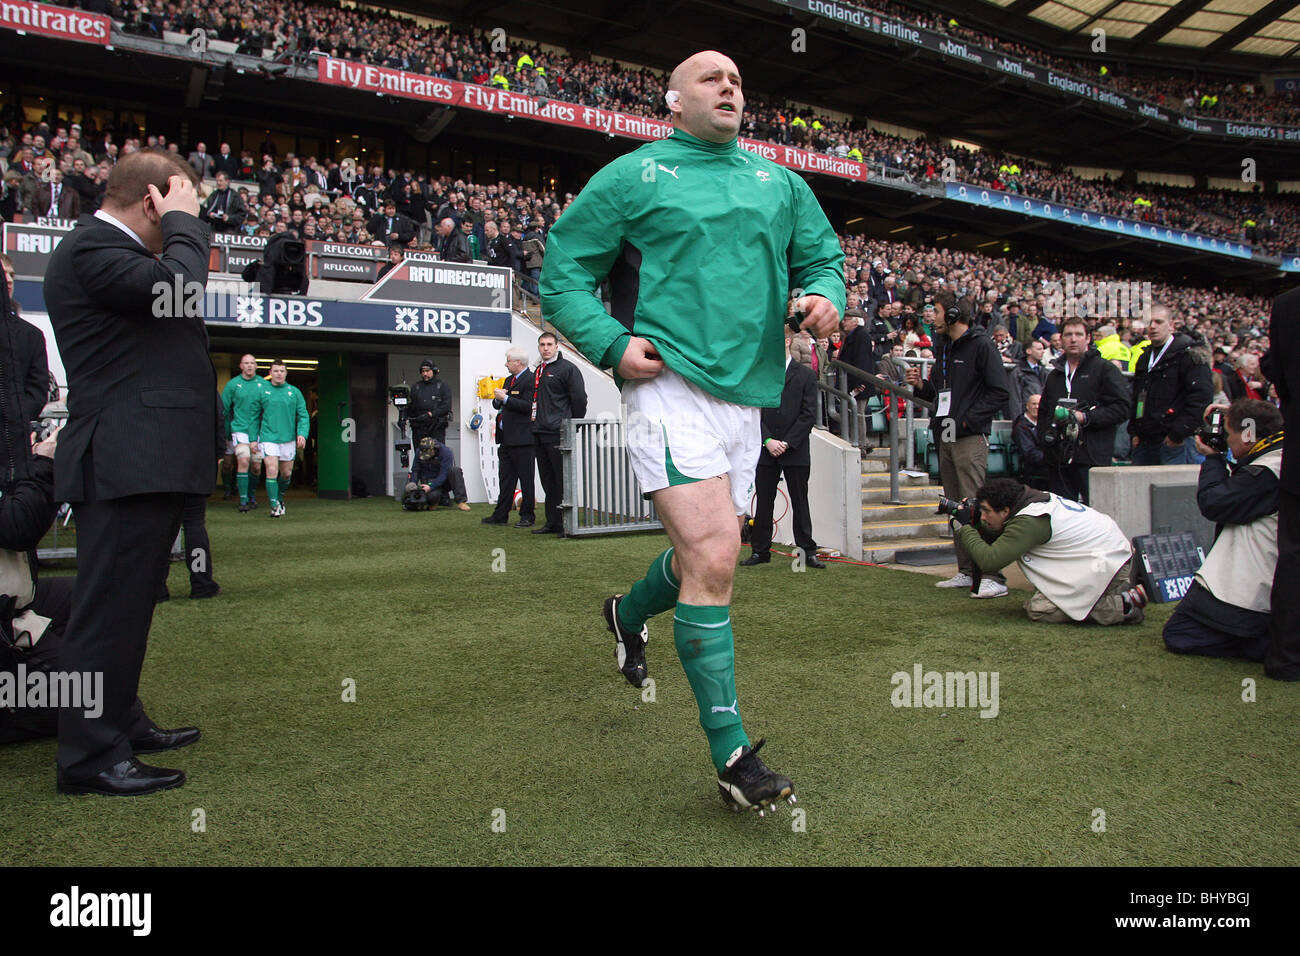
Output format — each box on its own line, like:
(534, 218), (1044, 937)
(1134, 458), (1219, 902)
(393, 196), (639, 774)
(212, 152), (242, 178)
(759, 359), (818, 467)
(33, 183), (80, 220)
(367, 212), (416, 246)
(2, 312), (50, 422)
(187, 151), (215, 178)
(1263, 286), (1299, 493)
(492, 368), (536, 446)
(44, 211), (216, 501)
(837, 324), (875, 382)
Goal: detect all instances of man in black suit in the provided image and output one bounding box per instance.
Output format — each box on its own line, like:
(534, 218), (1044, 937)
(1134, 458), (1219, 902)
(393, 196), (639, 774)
(1, 253), (52, 422)
(367, 199), (416, 248)
(43, 149), (210, 796)
(212, 142), (241, 179)
(1262, 287), (1300, 681)
(837, 309), (877, 409)
(482, 347), (537, 528)
(741, 335), (823, 568)
(200, 172), (247, 232)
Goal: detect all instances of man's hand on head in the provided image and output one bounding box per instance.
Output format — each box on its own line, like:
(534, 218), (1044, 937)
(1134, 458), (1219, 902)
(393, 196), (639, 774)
(616, 336), (665, 380)
(793, 294), (839, 339)
(147, 174), (200, 219)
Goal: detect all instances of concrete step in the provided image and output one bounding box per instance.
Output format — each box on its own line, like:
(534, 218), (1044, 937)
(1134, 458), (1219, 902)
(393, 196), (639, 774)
(861, 501), (945, 522)
(860, 536), (954, 565)
(861, 485), (937, 504)
(857, 517), (952, 540)
(860, 471), (933, 487)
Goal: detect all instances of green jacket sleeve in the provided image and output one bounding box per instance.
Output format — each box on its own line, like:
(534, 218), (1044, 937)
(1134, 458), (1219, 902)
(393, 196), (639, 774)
(295, 387), (310, 440)
(539, 160), (632, 369)
(786, 172), (846, 317)
(957, 514), (1052, 573)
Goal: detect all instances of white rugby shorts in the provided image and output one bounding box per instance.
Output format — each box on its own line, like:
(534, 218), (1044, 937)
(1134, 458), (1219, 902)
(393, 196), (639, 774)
(621, 368), (760, 515)
(259, 440), (296, 461)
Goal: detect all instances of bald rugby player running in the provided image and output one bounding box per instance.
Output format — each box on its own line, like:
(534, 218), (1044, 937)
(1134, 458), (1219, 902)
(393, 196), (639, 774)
(540, 51), (844, 814)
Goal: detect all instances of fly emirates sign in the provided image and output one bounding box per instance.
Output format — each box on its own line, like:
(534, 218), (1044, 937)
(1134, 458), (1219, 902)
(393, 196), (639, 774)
(316, 57), (869, 184)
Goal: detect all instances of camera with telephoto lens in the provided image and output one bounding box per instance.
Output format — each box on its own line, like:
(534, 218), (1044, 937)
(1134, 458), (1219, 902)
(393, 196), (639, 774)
(1198, 408), (1227, 453)
(938, 495), (978, 526)
(1041, 397), (1081, 463)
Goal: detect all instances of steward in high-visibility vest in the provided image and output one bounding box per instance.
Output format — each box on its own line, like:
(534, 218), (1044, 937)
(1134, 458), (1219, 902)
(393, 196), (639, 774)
(516, 53), (534, 71)
(492, 72), (510, 90)
(1128, 338), (1150, 374)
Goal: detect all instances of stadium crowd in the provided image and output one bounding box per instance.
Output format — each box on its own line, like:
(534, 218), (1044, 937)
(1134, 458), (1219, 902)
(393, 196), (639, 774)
(0, 105), (1277, 364)
(29, 0), (1300, 256)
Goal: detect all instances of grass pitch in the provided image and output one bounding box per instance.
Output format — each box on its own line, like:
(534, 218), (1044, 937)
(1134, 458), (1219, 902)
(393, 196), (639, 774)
(2, 497), (1296, 866)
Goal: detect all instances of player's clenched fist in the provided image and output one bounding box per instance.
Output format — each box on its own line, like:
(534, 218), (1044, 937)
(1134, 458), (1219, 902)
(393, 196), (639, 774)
(791, 294), (839, 339)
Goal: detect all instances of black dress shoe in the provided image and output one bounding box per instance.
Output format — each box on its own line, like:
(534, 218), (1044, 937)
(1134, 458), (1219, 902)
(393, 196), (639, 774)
(531, 525), (559, 534)
(739, 553), (770, 566)
(480, 516), (508, 525)
(515, 517), (535, 528)
(130, 726), (201, 755)
(58, 758), (186, 796)
(804, 554), (827, 569)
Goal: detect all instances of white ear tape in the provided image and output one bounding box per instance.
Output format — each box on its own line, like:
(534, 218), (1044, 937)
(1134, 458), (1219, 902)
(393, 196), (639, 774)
(665, 90), (680, 107)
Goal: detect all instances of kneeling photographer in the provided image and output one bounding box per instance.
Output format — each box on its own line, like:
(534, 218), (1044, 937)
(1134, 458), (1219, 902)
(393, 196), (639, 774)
(1163, 399), (1284, 661)
(1037, 318), (1131, 505)
(403, 436), (471, 512)
(946, 477), (1146, 625)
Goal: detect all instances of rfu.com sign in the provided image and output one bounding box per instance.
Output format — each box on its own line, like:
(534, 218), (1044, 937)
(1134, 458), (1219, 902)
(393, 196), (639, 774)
(394, 306), (472, 335)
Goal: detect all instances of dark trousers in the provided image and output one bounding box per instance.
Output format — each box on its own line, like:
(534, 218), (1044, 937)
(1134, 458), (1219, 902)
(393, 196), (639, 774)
(1266, 488), (1300, 680)
(157, 493), (218, 600)
(534, 437), (563, 531)
(491, 443), (535, 521)
(57, 493), (182, 779)
(1164, 607), (1269, 661)
(750, 462), (816, 557)
(432, 467), (469, 504)
(1049, 463), (1091, 505)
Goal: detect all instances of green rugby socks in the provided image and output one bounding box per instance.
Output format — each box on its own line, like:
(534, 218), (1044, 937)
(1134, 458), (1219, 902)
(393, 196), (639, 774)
(618, 548), (680, 632)
(237, 472), (250, 503)
(673, 602), (749, 772)
(265, 477), (280, 507)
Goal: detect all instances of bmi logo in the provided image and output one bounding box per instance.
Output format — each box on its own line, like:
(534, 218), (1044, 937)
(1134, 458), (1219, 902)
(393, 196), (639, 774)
(395, 307), (420, 332)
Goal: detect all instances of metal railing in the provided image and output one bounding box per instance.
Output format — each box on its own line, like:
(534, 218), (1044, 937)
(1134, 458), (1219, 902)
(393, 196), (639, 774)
(560, 417), (663, 537)
(828, 359), (936, 505)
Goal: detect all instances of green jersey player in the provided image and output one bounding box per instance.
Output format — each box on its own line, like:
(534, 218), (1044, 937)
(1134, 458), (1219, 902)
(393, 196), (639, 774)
(540, 50), (844, 814)
(257, 359), (310, 518)
(222, 353), (270, 512)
